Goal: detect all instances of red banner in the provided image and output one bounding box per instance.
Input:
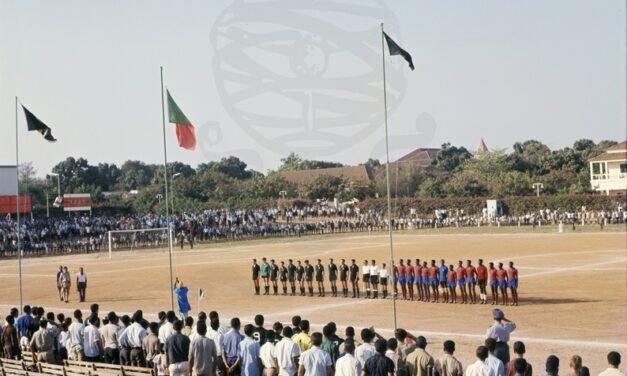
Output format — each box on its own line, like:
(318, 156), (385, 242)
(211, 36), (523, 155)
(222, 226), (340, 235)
(0, 195), (32, 214)
(63, 194), (92, 212)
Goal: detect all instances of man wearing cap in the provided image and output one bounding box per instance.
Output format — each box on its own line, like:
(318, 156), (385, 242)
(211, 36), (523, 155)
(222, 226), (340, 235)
(173, 278), (191, 319)
(486, 309), (516, 364)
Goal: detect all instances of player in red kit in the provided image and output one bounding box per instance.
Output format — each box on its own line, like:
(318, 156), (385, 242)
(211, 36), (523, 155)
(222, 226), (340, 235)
(429, 260), (439, 303)
(406, 259), (415, 300)
(456, 261), (467, 304)
(507, 261), (519, 306)
(421, 261), (429, 302)
(414, 259), (423, 301)
(398, 259), (407, 300)
(496, 262), (509, 305)
(476, 259), (488, 304)
(488, 262), (499, 305)
(447, 264), (457, 303)
(465, 260), (477, 304)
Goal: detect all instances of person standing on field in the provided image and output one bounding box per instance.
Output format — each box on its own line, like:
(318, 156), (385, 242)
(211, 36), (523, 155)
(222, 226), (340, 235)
(76, 267), (87, 302)
(173, 278), (191, 319)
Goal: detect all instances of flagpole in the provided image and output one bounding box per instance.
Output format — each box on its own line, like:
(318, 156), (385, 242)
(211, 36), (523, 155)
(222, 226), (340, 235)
(160, 66), (175, 312)
(381, 23), (397, 331)
(14, 96), (23, 313)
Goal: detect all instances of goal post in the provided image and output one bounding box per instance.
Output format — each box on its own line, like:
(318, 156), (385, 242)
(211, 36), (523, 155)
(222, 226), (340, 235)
(107, 227), (174, 259)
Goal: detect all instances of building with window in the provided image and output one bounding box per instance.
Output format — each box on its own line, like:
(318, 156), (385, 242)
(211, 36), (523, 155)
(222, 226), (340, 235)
(589, 141), (627, 195)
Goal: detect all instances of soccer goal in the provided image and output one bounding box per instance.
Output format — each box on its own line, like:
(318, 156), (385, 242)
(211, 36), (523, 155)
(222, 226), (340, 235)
(107, 227), (174, 259)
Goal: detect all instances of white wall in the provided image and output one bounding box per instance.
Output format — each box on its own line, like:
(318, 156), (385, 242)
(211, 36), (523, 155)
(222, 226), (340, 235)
(0, 166), (17, 195)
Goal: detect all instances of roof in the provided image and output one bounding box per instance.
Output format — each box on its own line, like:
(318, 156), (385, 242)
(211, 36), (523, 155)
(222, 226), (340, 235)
(279, 165), (372, 186)
(395, 148), (440, 167)
(589, 151), (627, 162)
(604, 141), (627, 153)
(476, 138), (489, 153)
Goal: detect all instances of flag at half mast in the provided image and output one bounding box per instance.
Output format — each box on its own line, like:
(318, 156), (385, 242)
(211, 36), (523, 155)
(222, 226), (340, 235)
(383, 32), (415, 71)
(167, 90), (197, 151)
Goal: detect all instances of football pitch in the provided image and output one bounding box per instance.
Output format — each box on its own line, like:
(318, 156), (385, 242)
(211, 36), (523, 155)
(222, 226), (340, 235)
(0, 229), (625, 373)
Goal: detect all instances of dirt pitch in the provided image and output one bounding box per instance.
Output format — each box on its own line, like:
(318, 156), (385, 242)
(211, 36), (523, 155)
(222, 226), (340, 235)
(0, 229), (625, 374)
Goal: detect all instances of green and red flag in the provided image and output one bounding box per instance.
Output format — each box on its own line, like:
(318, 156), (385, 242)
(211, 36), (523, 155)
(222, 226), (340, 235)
(167, 90), (196, 151)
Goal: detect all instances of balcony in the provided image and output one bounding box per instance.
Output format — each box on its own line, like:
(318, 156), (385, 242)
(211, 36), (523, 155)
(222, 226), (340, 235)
(591, 173), (627, 180)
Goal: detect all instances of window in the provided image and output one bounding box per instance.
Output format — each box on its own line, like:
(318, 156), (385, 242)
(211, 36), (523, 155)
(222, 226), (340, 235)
(621, 164), (627, 173)
(592, 163), (600, 174)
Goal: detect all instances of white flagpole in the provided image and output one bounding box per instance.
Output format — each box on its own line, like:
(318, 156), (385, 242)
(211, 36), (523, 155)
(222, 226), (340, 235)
(381, 23), (397, 331)
(160, 66), (175, 311)
(15, 96), (23, 312)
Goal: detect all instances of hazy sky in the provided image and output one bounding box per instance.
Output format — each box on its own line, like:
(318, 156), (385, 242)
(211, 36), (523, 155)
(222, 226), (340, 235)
(1, 0), (625, 177)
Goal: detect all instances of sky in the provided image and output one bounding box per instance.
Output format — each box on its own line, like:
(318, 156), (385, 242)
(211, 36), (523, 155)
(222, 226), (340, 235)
(0, 0), (625, 177)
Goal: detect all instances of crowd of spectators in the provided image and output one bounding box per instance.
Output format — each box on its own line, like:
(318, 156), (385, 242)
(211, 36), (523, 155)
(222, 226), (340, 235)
(0, 304), (623, 376)
(0, 205), (624, 257)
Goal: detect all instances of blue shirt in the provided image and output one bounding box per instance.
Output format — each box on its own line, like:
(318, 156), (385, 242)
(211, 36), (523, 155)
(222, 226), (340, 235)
(173, 287), (191, 313)
(16, 315), (33, 338)
(438, 265), (448, 282)
(221, 329), (244, 363)
(239, 337), (261, 376)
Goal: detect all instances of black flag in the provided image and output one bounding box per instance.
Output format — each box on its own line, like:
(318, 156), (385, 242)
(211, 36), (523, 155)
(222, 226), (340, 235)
(383, 32), (414, 71)
(22, 105), (57, 142)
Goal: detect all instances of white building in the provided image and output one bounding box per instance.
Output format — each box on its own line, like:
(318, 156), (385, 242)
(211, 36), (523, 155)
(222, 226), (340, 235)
(589, 141), (627, 195)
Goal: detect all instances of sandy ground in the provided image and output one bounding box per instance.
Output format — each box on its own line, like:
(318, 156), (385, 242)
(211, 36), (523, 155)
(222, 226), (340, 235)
(0, 230), (625, 374)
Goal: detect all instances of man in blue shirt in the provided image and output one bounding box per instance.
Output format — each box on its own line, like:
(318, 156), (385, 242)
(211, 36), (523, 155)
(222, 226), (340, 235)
(239, 324), (261, 376)
(16, 305), (33, 339)
(221, 318), (243, 375)
(438, 260), (449, 304)
(173, 278), (191, 319)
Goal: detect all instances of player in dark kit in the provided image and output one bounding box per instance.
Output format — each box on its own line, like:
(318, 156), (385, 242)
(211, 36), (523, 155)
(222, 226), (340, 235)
(261, 257), (270, 295)
(339, 259), (349, 297)
(328, 258), (338, 297)
(304, 260), (314, 296)
(288, 259), (297, 296)
(252, 259), (261, 295)
(297, 260), (306, 296)
(270, 259), (279, 295)
(406, 259), (415, 301)
(349, 259), (360, 298)
(315, 259), (325, 297)
(279, 261), (288, 295)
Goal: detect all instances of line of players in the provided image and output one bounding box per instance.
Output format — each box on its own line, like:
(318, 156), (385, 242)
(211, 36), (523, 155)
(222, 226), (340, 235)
(251, 257), (519, 306)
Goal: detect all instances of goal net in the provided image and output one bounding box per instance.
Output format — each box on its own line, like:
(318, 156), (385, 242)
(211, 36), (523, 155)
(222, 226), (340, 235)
(107, 227), (173, 259)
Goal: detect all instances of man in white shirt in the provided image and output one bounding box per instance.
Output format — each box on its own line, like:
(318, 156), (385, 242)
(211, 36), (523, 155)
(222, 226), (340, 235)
(466, 346), (495, 376)
(119, 311), (148, 367)
(68, 310), (85, 361)
(205, 318), (224, 375)
(336, 339), (361, 376)
(76, 267), (88, 302)
(83, 316), (102, 362)
(598, 352), (624, 376)
(275, 327), (300, 376)
(260, 331), (278, 375)
(355, 329), (376, 368)
(298, 332), (332, 376)
(485, 339), (505, 376)
(370, 260), (380, 299)
(486, 309), (516, 365)
(159, 311), (176, 344)
(101, 312), (120, 364)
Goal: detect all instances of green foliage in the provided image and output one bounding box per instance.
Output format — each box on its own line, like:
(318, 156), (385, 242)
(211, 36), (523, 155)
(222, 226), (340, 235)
(304, 175), (346, 200)
(278, 152), (343, 171)
(431, 143), (472, 172)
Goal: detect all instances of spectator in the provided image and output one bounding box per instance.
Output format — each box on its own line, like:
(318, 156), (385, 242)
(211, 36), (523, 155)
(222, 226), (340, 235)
(293, 320), (312, 353)
(2, 315), (20, 359)
(68, 309), (85, 361)
(206, 318), (224, 375)
(30, 319), (58, 363)
(102, 312), (121, 364)
(143, 322), (160, 368)
(385, 338), (400, 372)
(485, 338), (505, 376)
(598, 352), (624, 376)
(188, 321), (217, 376)
(433, 340), (463, 376)
(466, 346), (495, 376)
(121, 310), (147, 367)
(221, 317), (243, 375)
(260, 330), (278, 375)
(506, 342), (532, 376)
(159, 311), (176, 344)
(273, 322), (284, 344)
(182, 316), (194, 337)
(253, 314), (267, 345)
(514, 359), (529, 376)
(165, 320), (190, 376)
(356, 328), (377, 368)
(83, 315), (102, 362)
(275, 326), (300, 376)
(240, 324), (261, 376)
(486, 309), (516, 364)
(298, 332), (332, 376)
(544, 356), (560, 376)
(568, 355), (589, 376)
(405, 336), (434, 376)
(336, 339), (361, 376)
(362, 338), (395, 376)
(321, 324), (339, 365)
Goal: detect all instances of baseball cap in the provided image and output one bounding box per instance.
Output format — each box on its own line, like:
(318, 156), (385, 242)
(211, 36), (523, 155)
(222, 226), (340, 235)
(492, 309), (504, 320)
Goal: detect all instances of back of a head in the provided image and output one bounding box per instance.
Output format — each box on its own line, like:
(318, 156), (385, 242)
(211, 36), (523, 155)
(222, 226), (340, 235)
(132, 310), (143, 323)
(36, 307), (45, 317)
(173, 320), (183, 332)
(375, 338), (387, 354)
(40, 319), (48, 329)
(291, 315), (301, 327)
(244, 324), (254, 337)
(74, 309), (83, 321)
(23, 305), (31, 315)
(158, 311), (166, 321)
(107, 312), (118, 323)
(387, 338), (398, 351)
(322, 324), (333, 338)
(570, 355), (583, 371)
(184, 316), (194, 327)
(273, 322), (283, 332)
(311, 332), (323, 347)
(343, 339), (355, 354)
(513, 341), (526, 355)
(149, 322), (159, 335)
(546, 355), (560, 374)
(266, 330), (275, 343)
(395, 329), (407, 342)
(476, 346), (489, 361)
(210, 318), (220, 331)
(607, 351), (621, 368)
(282, 326), (293, 338)
(515, 358), (528, 374)
(196, 321), (207, 336)
(255, 314), (264, 327)
(299, 320), (310, 333)
(5, 315), (14, 325)
(199, 311), (208, 322)
(485, 338), (497, 353)
(90, 303), (99, 313)
(346, 326), (355, 338)
(121, 315), (131, 327)
(361, 328), (374, 343)
(89, 315), (99, 326)
(46, 312), (55, 321)
(416, 336), (427, 349)
(208, 311), (218, 321)
(166, 311), (177, 323)
(443, 340), (455, 354)
(231, 317), (241, 330)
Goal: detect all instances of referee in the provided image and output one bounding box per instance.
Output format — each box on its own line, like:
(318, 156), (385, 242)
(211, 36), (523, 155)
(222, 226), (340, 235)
(252, 259), (260, 295)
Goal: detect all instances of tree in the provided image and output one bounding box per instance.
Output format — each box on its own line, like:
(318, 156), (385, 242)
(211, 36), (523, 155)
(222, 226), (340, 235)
(19, 162), (38, 185)
(197, 156), (257, 180)
(278, 152), (343, 171)
(304, 175), (346, 200)
(363, 158), (381, 169)
(120, 161), (157, 190)
(442, 170), (489, 197)
(461, 149), (512, 194)
(431, 143), (472, 172)
(52, 157), (99, 193)
(511, 140), (552, 174)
